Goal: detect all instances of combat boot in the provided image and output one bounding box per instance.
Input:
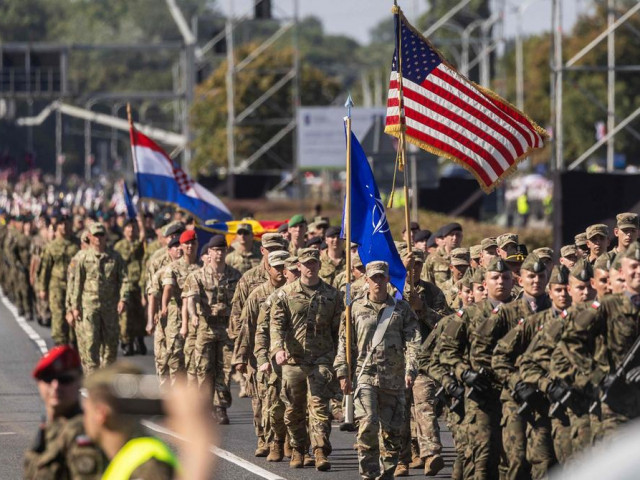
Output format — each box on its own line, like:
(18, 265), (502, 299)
(394, 462), (409, 477)
(303, 452), (315, 467)
(283, 440), (292, 458)
(214, 407), (229, 425)
(289, 448), (304, 468)
(135, 337), (147, 355)
(314, 449), (331, 471)
(255, 437), (269, 457)
(424, 454), (445, 476)
(122, 342), (134, 357)
(266, 442), (284, 462)
(409, 456), (425, 469)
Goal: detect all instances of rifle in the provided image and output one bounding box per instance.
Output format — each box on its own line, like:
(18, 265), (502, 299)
(436, 383), (465, 422)
(589, 331), (640, 413)
(549, 390), (572, 417)
(465, 367), (488, 403)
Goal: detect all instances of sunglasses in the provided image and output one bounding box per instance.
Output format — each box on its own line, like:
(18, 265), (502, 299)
(41, 373), (80, 385)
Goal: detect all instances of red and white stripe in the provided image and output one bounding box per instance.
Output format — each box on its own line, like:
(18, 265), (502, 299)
(386, 65), (545, 189)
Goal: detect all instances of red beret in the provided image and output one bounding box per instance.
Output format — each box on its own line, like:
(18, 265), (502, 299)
(179, 229), (197, 244)
(32, 346), (81, 380)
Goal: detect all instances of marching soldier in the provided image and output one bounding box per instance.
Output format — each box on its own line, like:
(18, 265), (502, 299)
(226, 222), (261, 273)
(441, 248), (471, 310)
(423, 223), (463, 289)
(605, 212), (639, 263)
(496, 233), (519, 259)
(574, 232), (589, 259)
(559, 244), (579, 269)
(287, 215), (307, 256)
(319, 226), (345, 286)
(585, 224), (609, 264)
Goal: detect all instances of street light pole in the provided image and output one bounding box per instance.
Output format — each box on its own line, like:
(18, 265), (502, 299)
(606, 0), (616, 171)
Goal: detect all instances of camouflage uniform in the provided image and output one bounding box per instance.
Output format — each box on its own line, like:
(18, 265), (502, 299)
(113, 237), (145, 345)
(422, 246), (451, 290)
(38, 237), (79, 345)
(318, 251), (345, 286)
(13, 229), (33, 317)
(225, 242), (261, 273)
(23, 404), (106, 479)
(139, 238), (162, 292)
(269, 278), (342, 456)
(334, 293), (420, 480)
(70, 249), (129, 373)
(30, 232), (51, 326)
(229, 262), (268, 340)
(183, 264), (241, 407)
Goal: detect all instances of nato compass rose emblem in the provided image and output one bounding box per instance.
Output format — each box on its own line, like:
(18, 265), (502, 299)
(370, 190), (390, 235)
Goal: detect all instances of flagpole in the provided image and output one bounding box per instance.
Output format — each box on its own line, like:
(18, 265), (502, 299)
(393, 2), (414, 294)
(343, 94), (355, 429)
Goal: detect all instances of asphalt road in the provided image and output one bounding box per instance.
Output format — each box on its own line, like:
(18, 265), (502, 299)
(0, 293), (455, 479)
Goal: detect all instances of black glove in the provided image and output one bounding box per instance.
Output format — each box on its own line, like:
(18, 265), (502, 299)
(626, 366), (640, 384)
(461, 369), (491, 392)
(514, 381), (537, 404)
(601, 373), (619, 391)
(547, 379), (570, 403)
(444, 380), (465, 399)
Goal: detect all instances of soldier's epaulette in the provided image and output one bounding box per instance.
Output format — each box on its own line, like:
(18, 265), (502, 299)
(591, 301), (601, 310)
(560, 309), (568, 319)
(75, 434), (93, 446)
(456, 309), (464, 317)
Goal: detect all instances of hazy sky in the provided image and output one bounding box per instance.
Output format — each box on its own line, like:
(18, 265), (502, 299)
(219, 0), (592, 45)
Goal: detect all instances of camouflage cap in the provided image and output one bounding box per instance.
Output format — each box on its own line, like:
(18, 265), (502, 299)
(450, 247), (470, 266)
(268, 250), (289, 267)
(470, 244), (482, 259)
(261, 233), (287, 249)
(570, 258), (593, 281)
(521, 253), (546, 273)
(497, 233), (518, 249)
(586, 224), (609, 240)
(560, 244), (577, 258)
(351, 252), (363, 268)
(486, 257), (509, 273)
(394, 241), (407, 252)
(163, 221), (186, 237)
(611, 253), (623, 271)
(533, 247), (554, 260)
(288, 214), (307, 228)
(298, 247), (320, 263)
(471, 266), (485, 284)
(313, 216), (329, 228)
(89, 223), (106, 236)
(285, 256), (299, 271)
(481, 237), (498, 250)
(574, 232), (588, 247)
(616, 212), (639, 229)
(593, 254), (612, 272)
(236, 222), (253, 234)
(366, 260), (389, 278)
(548, 265), (569, 285)
(620, 241), (640, 262)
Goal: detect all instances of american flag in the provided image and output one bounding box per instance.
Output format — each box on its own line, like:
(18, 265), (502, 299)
(385, 8), (547, 193)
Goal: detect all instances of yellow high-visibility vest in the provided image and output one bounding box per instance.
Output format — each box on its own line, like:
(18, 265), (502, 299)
(517, 194), (530, 215)
(102, 437), (179, 480)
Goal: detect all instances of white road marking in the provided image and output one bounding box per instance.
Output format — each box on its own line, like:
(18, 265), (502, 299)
(0, 292), (48, 354)
(142, 420), (289, 480)
(0, 432), (17, 435)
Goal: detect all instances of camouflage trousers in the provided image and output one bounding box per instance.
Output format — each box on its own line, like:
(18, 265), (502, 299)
(280, 364), (333, 454)
(355, 384), (405, 480)
(183, 324), (198, 386)
(76, 307), (119, 374)
(248, 369), (268, 440)
(464, 394), (502, 480)
(263, 368), (286, 444)
(500, 399), (530, 480)
(35, 289), (51, 325)
(194, 321), (232, 408)
(445, 407), (467, 480)
(412, 373), (442, 459)
(118, 287), (145, 344)
(526, 412), (556, 479)
(50, 286), (74, 345)
(567, 406), (592, 454)
(550, 415), (572, 465)
(15, 269), (32, 317)
(154, 304), (185, 386)
(153, 318), (169, 386)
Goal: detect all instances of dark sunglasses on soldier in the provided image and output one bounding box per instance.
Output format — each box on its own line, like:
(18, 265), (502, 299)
(41, 373), (80, 385)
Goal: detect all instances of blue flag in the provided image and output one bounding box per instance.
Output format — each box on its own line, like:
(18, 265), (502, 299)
(342, 126), (406, 293)
(122, 180), (137, 220)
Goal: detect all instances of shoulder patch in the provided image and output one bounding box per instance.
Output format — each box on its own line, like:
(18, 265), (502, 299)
(75, 434), (94, 447)
(591, 301), (601, 309)
(456, 309), (464, 317)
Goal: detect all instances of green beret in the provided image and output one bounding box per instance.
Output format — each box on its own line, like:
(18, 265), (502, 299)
(288, 214), (307, 228)
(521, 253), (546, 274)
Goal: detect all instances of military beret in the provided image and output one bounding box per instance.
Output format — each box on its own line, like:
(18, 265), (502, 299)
(179, 229), (197, 244)
(570, 259), (593, 281)
(89, 223), (106, 236)
(305, 236), (322, 247)
(548, 265), (569, 285)
(620, 241), (640, 262)
(471, 267), (485, 284)
(497, 233), (518, 249)
(285, 256), (299, 271)
(481, 237), (498, 250)
(427, 234), (437, 248)
(288, 214), (307, 228)
(268, 250), (289, 267)
(313, 216), (329, 228)
(593, 254), (612, 272)
(366, 260), (389, 278)
(325, 226), (341, 237)
(470, 244), (482, 260)
(351, 252), (363, 268)
(521, 253), (546, 273)
(560, 245), (577, 258)
(236, 222), (253, 234)
(168, 237), (180, 248)
(616, 212), (639, 229)
(574, 232), (588, 247)
(154, 214), (169, 230)
(208, 234), (227, 248)
(402, 221), (421, 233)
(486, 257), (509, 273)
(414, 229), (432, 242)
(440, 222), (463, 237)
(586, 224), (609, 240)
(33, 345), (81, 381)
(261, 233), (287, 249)
(533, 247), (554, 260)
(163, 221), (186, 237)
(450, 247), (470, 266)
(298, 247), (320, 263)
(277, 223), (288, 233)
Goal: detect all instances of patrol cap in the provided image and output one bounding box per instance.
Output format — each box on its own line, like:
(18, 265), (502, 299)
(285, 256), (299, 271)
(497, 233), (518, 249)
(268, 250), (289, 267)
(574, 232), (588, 247)
(261, 233), (287, 249)
(277, 223), (288, 233)
(548, 265), (569, 285)
(352, 252), (363, 268)
(366, 260), (389, 278)
(593, 254), (612, 272)
(208, 234), (227, 248)
(450, 248), (470, 266)
(586, 224), (609, 240)
(313, 216), (329, 228)
(402, 221), (421, 233)
(32, 345), (82, 381)
(620, 241), (640, 262)
(481, 237), (498, 250)
(533, 247), (554, 260)
(560, 245), (577, 258)
(288, 214), (307, 228)
(89, 223), (106, 236)
(168, 237), (180, 248)
(616, 212), (639, 229)
(325, 226), (341, 237)
(163, 221), (186, 238)
(305, 236), (322, 247)
(486, 257), (509, 273)
(440, 222), (462, 237)
(236, 222), (253, 234)
(298, 247), (320, 263)
(570, 259), (594, 281)
(179, 229), (197, 244)
(471, 267), (485, 284)
(520, 253), (546, 273)
(414, 229), (432, 242)
(470, 244), (482, 260)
